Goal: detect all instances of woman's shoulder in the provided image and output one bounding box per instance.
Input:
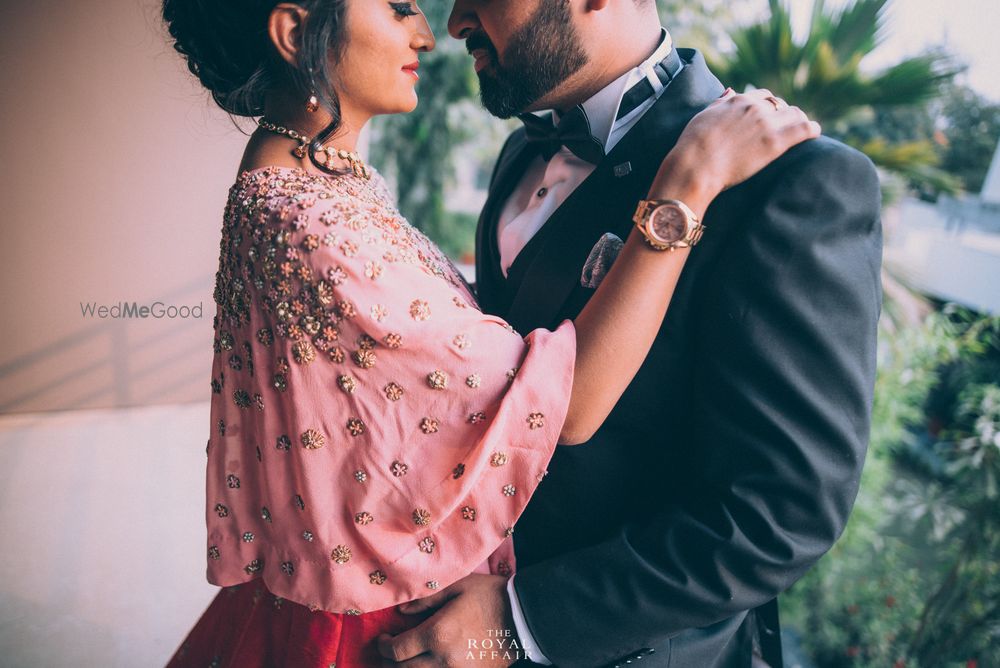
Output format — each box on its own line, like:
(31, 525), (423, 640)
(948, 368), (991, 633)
(228, 166), (425, 250)
(220, 164), (472, 309)
(229, 166), (388, 224)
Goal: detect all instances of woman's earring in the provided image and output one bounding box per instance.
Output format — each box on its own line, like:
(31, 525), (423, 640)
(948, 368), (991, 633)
(306, 93), (319, 113)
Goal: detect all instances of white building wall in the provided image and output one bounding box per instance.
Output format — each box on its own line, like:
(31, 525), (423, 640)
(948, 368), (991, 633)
(982, 139), (1000, 204)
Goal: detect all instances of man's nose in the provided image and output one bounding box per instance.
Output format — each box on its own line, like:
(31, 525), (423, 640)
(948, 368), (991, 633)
(447, 0), (480, 40)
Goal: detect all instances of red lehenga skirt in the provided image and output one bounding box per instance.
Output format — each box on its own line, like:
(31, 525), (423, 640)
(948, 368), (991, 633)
(166, 579), (430, 667)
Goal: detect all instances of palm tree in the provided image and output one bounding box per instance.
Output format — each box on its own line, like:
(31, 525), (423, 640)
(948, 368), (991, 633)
(708, 0), (962, 194)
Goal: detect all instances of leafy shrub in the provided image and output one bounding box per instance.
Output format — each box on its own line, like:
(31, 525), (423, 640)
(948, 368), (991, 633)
(782, 308), (1000, 668)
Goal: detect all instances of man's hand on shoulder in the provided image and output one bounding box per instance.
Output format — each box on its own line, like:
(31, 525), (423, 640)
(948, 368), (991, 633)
(378, 573), (520, 668)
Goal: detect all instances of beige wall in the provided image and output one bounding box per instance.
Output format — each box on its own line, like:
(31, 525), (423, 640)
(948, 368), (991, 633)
(0, 404), (219, 666)
(0, 0), (249, 414)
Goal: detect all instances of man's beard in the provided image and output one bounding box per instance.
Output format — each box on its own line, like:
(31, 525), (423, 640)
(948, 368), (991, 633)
(469, 0), (588, 118)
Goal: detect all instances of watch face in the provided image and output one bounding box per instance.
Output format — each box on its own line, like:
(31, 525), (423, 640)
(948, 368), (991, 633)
(649, 204), (688, 243)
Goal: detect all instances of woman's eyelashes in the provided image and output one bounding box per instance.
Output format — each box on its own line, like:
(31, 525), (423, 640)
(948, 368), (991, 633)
(389, 2), (419, 17)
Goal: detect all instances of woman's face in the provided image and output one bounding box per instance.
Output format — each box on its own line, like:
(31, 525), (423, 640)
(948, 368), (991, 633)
(335, 0), (435, 121)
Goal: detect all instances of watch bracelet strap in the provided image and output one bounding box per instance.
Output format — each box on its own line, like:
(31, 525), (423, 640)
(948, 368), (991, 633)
(688, 223), (705, 245)
(635, 229), (706, 250)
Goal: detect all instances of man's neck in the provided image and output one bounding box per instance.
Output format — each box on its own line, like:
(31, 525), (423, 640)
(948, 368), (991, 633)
(546, 24), (665, 113)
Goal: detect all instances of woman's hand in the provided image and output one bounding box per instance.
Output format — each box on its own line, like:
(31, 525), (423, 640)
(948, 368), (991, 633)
(650, 89), (821, 214)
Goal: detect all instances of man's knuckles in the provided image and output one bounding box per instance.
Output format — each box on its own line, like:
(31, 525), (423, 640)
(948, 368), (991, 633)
(405, 617), (456, 658)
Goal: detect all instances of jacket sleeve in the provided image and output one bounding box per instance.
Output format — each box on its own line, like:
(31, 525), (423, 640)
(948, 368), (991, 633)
(511, 139), (883, 666)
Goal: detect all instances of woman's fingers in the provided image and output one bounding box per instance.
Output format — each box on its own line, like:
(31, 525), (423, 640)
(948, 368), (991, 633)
(663, 86), (819, 195)
(783, 119), (822, 143)
(721, 87), (794, 113)
(744, 88), (784, 106)
(768, 105), (804, 131)
(768, 107), (821, 150)
(731, 103), (819, 176)
(741, 89), (792, 115)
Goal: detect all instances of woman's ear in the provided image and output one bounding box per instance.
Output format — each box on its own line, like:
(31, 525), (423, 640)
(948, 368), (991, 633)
(268, 3), (309, 67)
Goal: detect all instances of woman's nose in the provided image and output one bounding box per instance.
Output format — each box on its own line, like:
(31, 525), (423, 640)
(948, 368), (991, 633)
(413, 13), (436, 52)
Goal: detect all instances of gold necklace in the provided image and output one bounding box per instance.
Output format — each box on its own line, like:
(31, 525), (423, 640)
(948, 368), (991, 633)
(256, 118), (371, 180)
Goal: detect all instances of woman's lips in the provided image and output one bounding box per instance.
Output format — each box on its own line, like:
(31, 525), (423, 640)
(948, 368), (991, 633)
(402, 61), (420, 79)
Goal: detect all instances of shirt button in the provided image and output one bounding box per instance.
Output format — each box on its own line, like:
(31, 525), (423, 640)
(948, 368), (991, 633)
(536, 187), (548, 198)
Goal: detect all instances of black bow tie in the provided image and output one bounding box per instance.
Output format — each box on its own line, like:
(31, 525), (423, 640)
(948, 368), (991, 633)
(519, 47), (683, 165)
(519, 106), (605, 164)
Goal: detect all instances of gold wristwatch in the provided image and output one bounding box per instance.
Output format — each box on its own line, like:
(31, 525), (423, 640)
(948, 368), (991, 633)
(632, 199), (705, 251)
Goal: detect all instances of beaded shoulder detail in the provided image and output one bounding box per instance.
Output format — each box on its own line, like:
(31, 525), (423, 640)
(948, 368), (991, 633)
(214, 165), (472, 332)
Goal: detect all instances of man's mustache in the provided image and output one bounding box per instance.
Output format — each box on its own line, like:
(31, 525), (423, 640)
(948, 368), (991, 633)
(465, 31), (498, 59)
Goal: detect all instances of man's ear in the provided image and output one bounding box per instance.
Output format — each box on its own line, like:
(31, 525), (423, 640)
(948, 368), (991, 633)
(268, 3), (309, 67)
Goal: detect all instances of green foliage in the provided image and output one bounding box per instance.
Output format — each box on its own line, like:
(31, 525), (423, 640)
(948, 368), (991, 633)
(783, 308), (1000, 667)
(655, 0), (749, 52)
(433, 209), (479, 262)
(846, 84), (1000, 198)
(708, 0), (962, 196)
(711, 0), (958, 124)
(938, 87), (1000, 194)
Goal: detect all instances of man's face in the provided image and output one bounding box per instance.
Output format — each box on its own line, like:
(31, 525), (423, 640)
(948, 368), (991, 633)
(448, 0), (588, 118)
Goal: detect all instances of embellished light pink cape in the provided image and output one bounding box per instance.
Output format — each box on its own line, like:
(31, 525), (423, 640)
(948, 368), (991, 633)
(205, 165), (576, 615)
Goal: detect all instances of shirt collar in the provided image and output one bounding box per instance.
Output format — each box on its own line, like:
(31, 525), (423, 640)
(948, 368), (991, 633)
(562, 28), (674, 151)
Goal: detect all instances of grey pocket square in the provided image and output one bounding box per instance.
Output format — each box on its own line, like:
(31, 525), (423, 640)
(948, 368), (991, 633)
(581, 233), (625, 289)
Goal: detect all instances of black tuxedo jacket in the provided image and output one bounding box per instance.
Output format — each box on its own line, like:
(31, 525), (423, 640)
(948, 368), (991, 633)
(474, 50), (883, 668)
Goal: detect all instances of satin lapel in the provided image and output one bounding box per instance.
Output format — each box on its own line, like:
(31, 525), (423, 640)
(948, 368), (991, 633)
(504, 49), (726, 332)
(474, 130), (540, 315)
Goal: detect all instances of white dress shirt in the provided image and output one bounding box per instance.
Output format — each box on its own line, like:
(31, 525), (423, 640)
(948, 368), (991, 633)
(502, 27), (680, 664)
(497, 28), (676, 277)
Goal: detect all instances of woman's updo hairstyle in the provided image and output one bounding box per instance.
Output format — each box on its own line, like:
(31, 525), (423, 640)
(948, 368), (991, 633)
(162, 0), (347, 124)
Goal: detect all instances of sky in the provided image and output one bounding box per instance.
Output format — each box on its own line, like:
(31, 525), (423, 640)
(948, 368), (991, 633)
(783, 0), (1000, 101)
